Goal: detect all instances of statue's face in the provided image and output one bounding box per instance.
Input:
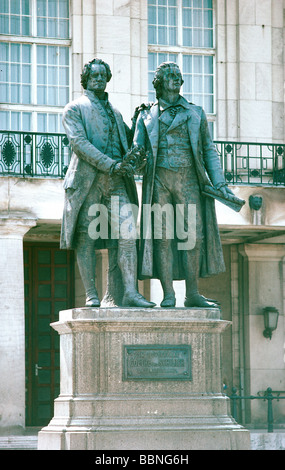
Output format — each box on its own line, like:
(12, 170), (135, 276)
(161, 66), (183, 94)
(87, 64), (108, 94)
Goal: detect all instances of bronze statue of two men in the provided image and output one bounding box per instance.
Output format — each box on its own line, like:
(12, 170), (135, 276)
(61, 58), (235, 309)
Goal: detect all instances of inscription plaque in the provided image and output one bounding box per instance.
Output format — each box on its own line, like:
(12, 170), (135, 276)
(123, 345), (192, 380)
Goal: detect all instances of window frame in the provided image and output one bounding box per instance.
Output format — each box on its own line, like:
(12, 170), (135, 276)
(148, 0), (216, 135)
(0, 0), (71, 133)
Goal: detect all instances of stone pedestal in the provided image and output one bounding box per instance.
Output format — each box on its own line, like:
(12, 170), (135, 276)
(38, 307), (250, 450)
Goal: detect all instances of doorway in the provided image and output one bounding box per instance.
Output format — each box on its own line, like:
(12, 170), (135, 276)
(24, 243), (74, 426)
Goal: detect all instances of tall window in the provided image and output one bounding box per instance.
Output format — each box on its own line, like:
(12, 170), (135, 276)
(148, 0), (215, 134)
(0, 0), (70, 133)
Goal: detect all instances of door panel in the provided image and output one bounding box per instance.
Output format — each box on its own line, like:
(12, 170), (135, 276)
(24, 244), (74, 427)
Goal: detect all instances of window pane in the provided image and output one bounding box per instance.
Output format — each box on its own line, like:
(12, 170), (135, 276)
(48, 66), (58, 85)
(193, 28), (202, 47)
(193, 9), (202, 28)
(37, 46), (47, 64)
(182, 54), (214, 113)
(37, 17), (47, 36)
(148, 5), (156, 24)
(59, 87), (69, 106)
(0, 111), (10, 129)
(183, 55), (192, 73)
(193, 75), (202, 93)
(1, 62), (9, 80)
(48, 86), (57, 105)
(0, 0), (31, 35)
(60, 68), (69, 85)
(204, 9), (213, 28)
(59, 47), (69, 65)
(36, 45), (69, 106)
(37, 0), (69, 38)
(0, 1), (9, 14)
(37, 85), (46, 104)
(21, 16), (30, 35)
(204, 55), (213, 73)
(204, 94), (213, 113)
(0, 15), (9, 34)
(148, 0), (177, 45)
(204, 0), (213, 8)
(158, 26), (167, 44)
(11, 84), (20, 102)
(183, 28), (192, 47)
(183, 9), (192, 27)
(158, 6), (166, 25)
(169, 26), (177, 45)
(0, 85), (9, 102)
(37, 113), (47, 132)
(37, 0), (46, 16)
(11, 43), (20, 62)
(22, 0), (30, 15)
(59, 0), (69, 17)
(48, 0), (57, 17)
(0, 42), (32, 105)
(204, 75), (213, 93)
(22, 85), (31, 103)
(37, 65), (47, 84)
(10, 0), (19, 14)
(193, 55), (202, 73)
(182, 0), (213, 48)
(22, 44), (31, 62)
(11, 63), (20, 82)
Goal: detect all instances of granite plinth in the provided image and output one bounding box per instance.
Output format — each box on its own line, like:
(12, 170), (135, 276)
(38, 307), (250, 450)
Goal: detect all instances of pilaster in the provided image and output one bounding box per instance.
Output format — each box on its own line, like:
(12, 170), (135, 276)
(0, 212), (37, 431)
(238, 243), (285, 425)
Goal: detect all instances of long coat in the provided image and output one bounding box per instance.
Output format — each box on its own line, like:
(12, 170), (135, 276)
(60, 90), (138, 250)
(133, 97), (226, 280)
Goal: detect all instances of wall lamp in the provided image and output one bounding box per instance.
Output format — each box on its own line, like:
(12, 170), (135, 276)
(263, 307), (279, 340)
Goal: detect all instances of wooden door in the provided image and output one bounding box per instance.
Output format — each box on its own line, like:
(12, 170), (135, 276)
(24, 244), (74, 426)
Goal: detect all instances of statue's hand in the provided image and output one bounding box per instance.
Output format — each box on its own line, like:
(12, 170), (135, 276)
(218, 184), (235, 199)
(113, 162), (135, 176)
(131, 102), (154, 123)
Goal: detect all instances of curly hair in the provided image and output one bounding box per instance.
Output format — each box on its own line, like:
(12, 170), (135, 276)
(152, 62), (184, 99)
(80, 58), (112, 89)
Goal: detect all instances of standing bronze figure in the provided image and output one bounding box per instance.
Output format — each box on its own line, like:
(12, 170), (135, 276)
(60, 58), (155, 308)
(134, 62), (236, 308)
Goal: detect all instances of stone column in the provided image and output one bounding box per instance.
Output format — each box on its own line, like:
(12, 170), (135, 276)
(0, 213), (37, 432)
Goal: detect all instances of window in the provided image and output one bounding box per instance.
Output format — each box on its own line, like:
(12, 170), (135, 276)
(148, 0), (215, 135)
(0, 0), (70, 133)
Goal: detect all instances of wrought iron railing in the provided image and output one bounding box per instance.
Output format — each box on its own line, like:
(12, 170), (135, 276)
(0, 130), (71, 178)
(0, 131), (285, 185)
(228, 387), (285, 433)
(215, 141), (285, 186)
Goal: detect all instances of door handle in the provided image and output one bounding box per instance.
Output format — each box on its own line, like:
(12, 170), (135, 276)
(35, 364), (43, 376)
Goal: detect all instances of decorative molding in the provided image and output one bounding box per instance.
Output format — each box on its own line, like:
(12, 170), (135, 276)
(238, 244), (285, 262)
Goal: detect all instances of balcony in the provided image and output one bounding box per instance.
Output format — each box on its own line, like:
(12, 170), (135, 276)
(0, 130), (284, 186)
(0, 130), (71, 178)
(215, 141), (285, 186)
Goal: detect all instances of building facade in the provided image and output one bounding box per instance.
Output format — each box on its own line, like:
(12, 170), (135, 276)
(0, 0), (284, 433)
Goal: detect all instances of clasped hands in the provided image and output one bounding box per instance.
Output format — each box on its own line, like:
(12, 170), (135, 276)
(112, 145), (147, 177)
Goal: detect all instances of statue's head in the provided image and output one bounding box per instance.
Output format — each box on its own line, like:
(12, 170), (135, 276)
(152, 62), (184, 99)
(80, 58), (112, 90)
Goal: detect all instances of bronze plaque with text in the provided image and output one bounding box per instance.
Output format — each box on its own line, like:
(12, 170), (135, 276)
(123, 345), (192, 380)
